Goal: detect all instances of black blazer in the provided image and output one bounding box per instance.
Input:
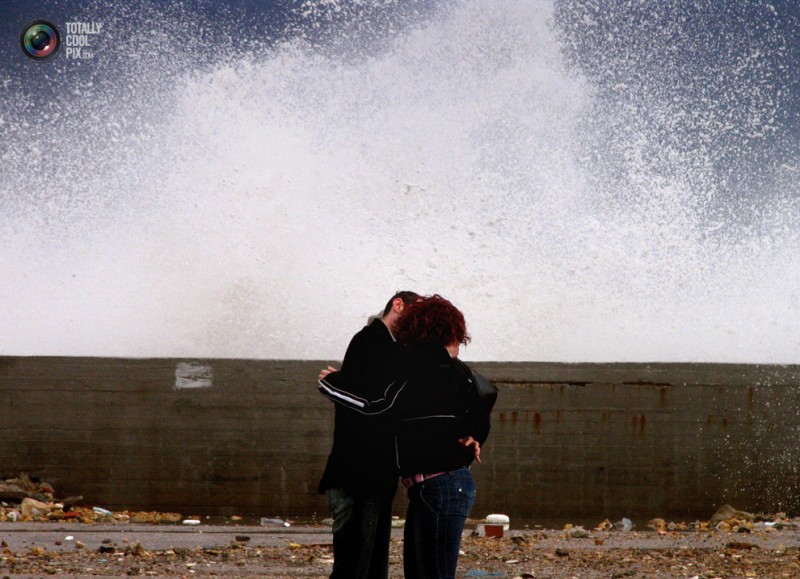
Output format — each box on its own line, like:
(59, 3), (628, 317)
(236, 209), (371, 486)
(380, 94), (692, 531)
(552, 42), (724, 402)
(317, 319), (404, 499)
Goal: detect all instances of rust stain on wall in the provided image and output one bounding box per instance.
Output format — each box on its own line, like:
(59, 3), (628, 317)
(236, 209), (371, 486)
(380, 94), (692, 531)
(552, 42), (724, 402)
(630, 413), (646, 436)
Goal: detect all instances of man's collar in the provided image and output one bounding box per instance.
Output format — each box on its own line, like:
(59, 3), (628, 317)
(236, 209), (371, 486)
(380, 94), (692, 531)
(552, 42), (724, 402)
(372, 317), (396, 342)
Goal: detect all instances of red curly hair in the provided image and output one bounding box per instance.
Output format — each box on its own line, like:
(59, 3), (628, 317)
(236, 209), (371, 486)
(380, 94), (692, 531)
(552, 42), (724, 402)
(394, 294), (471, 347)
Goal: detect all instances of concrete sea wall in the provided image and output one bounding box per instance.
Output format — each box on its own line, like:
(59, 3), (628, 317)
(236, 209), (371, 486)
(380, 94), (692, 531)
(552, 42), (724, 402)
(1, 357), (799, 521)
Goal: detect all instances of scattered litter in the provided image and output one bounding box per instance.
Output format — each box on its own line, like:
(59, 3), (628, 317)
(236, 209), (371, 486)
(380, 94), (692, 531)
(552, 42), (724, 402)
(124, 541), (147, 557)
(511, 535), (528, 545)
(568, 526), (590, 538)
(711, 505), (755, 523)
(0, 473), (55, 503)
(725, 541), (759, 550)
(594, 519), (613, 531)
(613, 517), (634, 532)
(21, 497), (52, 517)
(477, 513), (510, 537)
(477, 523), (504, 538)
(260, 517), (290, 527)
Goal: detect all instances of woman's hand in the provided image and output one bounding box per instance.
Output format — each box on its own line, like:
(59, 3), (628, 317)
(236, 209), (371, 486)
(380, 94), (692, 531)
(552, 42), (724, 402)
(318, 366), (338, 381)
(458, 436), (481, 463)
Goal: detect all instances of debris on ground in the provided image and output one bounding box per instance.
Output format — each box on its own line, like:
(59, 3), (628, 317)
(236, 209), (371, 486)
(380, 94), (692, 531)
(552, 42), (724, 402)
(0, 473), (55, 503)
(2, 475), (799, 576)
(0, 473), (183, 524)
(260, 517), (291, 527)
(2, 529), (800, 578)
(711, 504), (757, 523)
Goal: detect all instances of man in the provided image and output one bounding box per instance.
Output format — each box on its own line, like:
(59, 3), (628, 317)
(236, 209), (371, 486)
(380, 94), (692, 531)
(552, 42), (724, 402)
(318, 291), (420, 579)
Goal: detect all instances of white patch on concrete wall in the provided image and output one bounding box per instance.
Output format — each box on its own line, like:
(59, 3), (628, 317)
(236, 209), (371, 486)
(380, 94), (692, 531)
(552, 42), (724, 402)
(174, 361), (213, 389)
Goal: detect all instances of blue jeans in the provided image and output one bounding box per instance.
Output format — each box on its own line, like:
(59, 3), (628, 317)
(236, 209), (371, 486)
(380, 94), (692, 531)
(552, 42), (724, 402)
(403, 467), (477, 579)
(326, 487), (394, 579)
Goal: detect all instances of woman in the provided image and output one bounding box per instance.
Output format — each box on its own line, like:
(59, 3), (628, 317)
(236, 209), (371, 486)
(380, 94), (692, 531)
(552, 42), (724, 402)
(319, 295), (490, 578)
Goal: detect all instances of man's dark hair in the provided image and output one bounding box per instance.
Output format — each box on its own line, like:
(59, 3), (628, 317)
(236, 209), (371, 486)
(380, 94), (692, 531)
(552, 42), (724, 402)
(382, 290), (420, 316)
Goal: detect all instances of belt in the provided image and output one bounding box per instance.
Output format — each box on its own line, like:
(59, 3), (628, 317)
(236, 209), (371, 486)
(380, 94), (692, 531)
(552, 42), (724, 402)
(401, 471), (446, 489)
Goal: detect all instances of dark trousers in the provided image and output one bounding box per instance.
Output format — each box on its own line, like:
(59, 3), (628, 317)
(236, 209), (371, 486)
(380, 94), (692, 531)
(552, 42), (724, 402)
(403, 467), (477, 579)
(326, 487), (394, 579)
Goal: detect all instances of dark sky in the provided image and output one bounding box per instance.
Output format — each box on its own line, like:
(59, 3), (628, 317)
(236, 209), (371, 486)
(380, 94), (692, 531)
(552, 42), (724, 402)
(4, 0), (796, 109)
(3, 0), (798, 206)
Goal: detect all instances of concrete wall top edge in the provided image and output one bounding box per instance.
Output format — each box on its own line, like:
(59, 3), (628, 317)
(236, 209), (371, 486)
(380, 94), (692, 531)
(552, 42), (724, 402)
(2, 357), (799, 387)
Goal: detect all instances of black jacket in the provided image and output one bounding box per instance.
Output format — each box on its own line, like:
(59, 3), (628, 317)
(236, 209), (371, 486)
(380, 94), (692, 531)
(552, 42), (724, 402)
(317, 319), (404, 500)
(319, 342), (491, 477)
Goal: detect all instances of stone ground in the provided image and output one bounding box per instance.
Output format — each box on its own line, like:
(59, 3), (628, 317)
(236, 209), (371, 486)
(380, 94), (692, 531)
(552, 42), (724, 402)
(2, 521), (800, 578)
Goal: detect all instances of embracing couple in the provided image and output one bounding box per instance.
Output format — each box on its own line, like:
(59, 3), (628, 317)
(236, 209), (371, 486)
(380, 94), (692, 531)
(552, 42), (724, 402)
(317, 291), (496, 579)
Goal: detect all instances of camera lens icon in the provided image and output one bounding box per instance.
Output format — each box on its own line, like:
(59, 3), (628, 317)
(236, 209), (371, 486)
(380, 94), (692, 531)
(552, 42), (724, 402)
(21, 21), (61, 60)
